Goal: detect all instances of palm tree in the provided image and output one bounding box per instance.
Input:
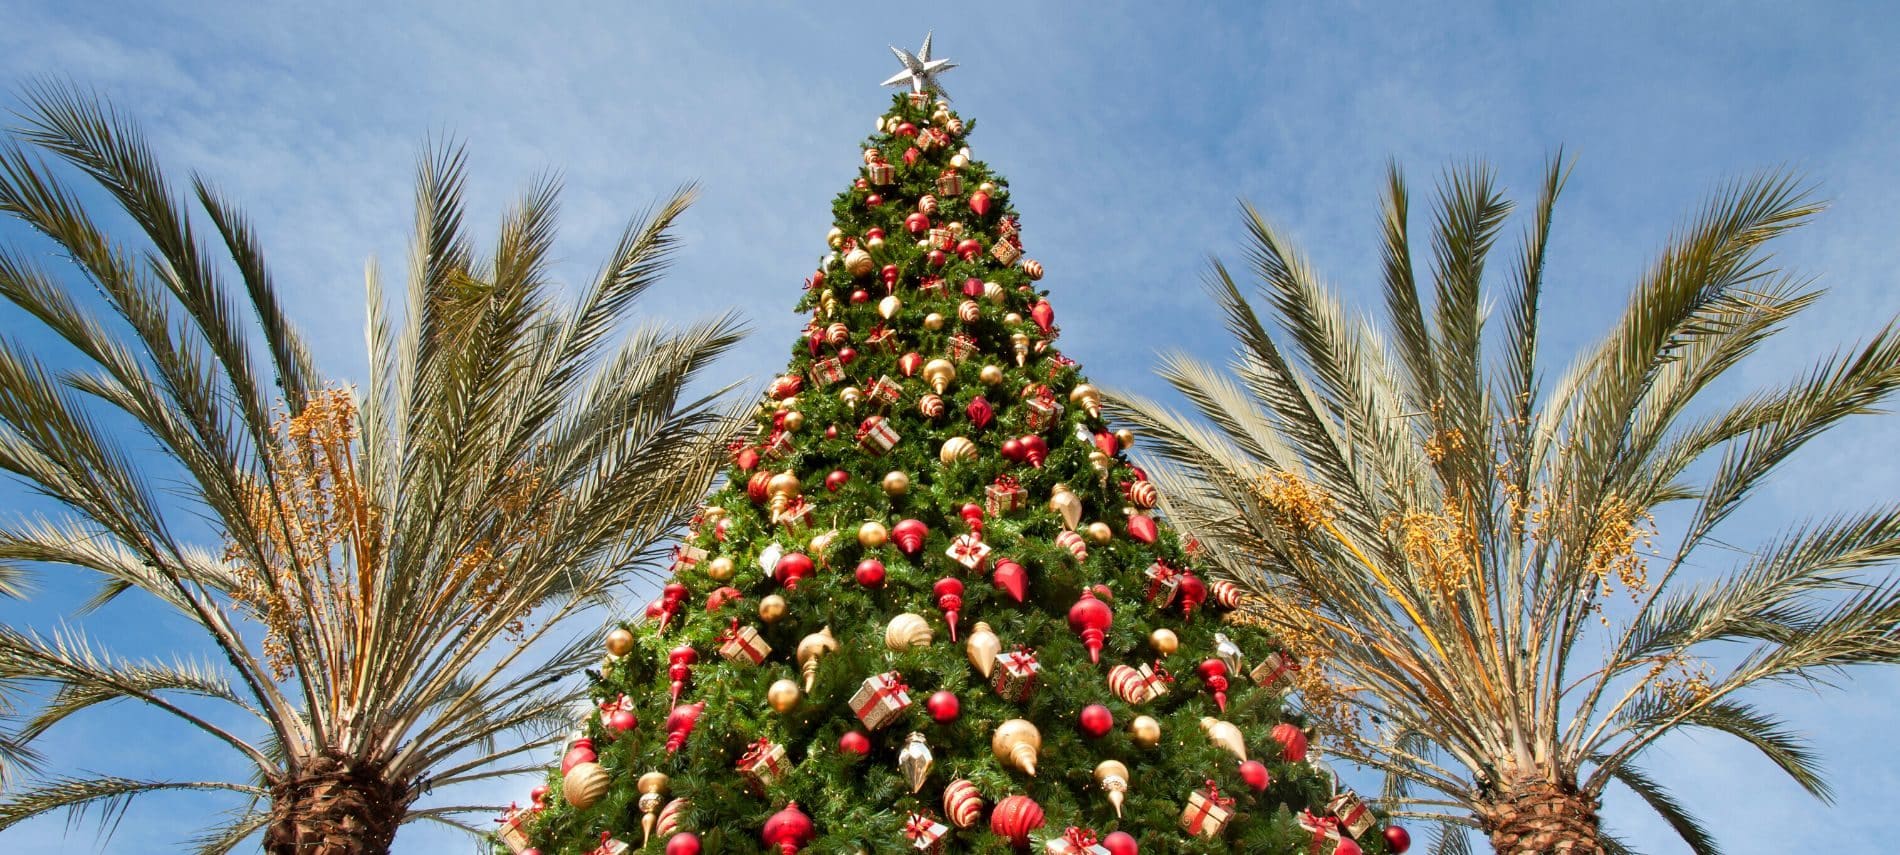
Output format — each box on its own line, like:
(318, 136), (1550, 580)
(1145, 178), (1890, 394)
(0, 85), (746, 852)
(1113, 158), (1900, 854)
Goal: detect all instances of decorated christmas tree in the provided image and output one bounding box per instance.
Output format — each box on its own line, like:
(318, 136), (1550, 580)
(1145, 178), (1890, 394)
(501, 38), (1409, 855)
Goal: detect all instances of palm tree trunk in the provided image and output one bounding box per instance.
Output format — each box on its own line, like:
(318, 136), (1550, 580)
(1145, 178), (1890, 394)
(1476, 774), (1602, 854)
(263, 755), (412, 854)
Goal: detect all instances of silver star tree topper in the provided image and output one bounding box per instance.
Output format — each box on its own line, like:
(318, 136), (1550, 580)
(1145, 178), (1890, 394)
(882, 31), (957, 99)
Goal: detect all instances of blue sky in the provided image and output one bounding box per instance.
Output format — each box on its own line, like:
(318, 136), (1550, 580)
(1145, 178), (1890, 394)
(3, 1), (1899, 851)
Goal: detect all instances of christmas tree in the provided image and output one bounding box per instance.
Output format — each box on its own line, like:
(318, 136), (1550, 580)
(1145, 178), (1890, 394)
(503, 38), (1406, 855)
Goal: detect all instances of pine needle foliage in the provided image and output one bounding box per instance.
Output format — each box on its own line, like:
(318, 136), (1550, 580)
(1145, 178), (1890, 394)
(0, 84), (745, 852)
(1113, 157), (1900, 853)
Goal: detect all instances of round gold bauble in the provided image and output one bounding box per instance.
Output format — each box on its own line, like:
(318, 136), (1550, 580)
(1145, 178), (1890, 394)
(768, 678), (803, 713)
(638, 771), (670, 797)
(1116, 428), (1136, 449)
(924, 312), (946, 330)
(950, 153), (969, 169)
(1087, 521), (1114, 543)
(940, 436), (978, 464)
(1129, 715), (1162, 748)
(883, 470), (911, 495)
(858, 520), (890, 548)
(767, 471), (801, 498)
(979, 364), (1004, 385)
(706, 556), (735, 581)
(1004, 312), (1023, 325)
(605, 628), (635, 657)
(979, 181), (997, 193)
(826, 226), (844, 248)
(759, 594), (788, 623)
(840, 386), (863, 407)
(782, 411), (805, 432)
(879, 295), (903, 319)
(1149, 628), (1180, 656)
(563, 762), (611, 808)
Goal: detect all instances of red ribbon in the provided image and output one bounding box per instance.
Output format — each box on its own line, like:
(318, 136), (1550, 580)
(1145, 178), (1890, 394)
(1184, 782), (1235, 833)
(992, 474), (1021, 491)
(948, 534), (987, 561)
(715, 618), (743, 646)
(904, 812), (939, 840)
(1299, 809), (1343, 852)
(589, 831), (615, 855)
(739, 737), (782, 773)
(1064, 827), (1099, 848)
(1146, 562), (1180, 601)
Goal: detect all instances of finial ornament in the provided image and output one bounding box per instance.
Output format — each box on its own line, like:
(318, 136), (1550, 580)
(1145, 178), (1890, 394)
(882, 31), (957, 97)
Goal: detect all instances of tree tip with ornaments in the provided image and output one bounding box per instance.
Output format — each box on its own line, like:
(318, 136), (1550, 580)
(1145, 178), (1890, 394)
(499, 37), (1411, 855)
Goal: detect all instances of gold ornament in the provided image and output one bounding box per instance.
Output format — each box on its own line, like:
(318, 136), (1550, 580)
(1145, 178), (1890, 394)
(768, 678), (803, 713)
(637, 771), (670, 845)
(858, 521), (890, 548)
(1004, 311), (1023, 325)
(563, 761), (611, 808)
(977, 179), (994, 192)
(605, 628), (635, 657)
(966, 621), (1001, 677)
(1094, 760), (1130, 817)
(979, 364), (1004, 385)
(949, 153), (969, 169)
(1150, 628), (1180, 656)
(1089, 450), (1113, 474)
(1116, 428), (1136, 449)
(898, 732), (935, 793)
(1048, 484), (1083, 530)
(797, 627), (839, 691)
(1070, 384), (1104, 418)
(940, 436), (978, 464)
(840, 386), (863, 408)
(863, 148), (879, 164)
(992, 719), (1042, 776)
(844, 247), (874, 278)
(1087, 521), (1114, 543)
(759, 594), (788, 623)
(944, 778), (985, 828)
(782, 410), (805, 432)
(808, 528), (837, 555)
(706, 556), (735, 581)
(767, 471), (801, 498)
(886, 612), (934, 651)
(883, 470), (911, 495)
(1201, 717), (1248, 760)
(867, 234), (884, 250)
(1129, 715), (1162, 748)
(826, 226), (844, 248)
(1215, 632), (1245, 673)
(958, 299), (981, 323)
(983, 281), (1006, 303)
(1011, 333), (1030, 367)
(924, 312), (945, 330)
(878, 294), (903, 319)
(922, 358), (957, 393)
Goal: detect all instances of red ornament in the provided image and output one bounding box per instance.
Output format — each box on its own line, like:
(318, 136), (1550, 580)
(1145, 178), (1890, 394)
(1177, 573), (1209, 616)
(967, 396), (994, 430)
(892, 519), (929, 556)
(747, 471), (772, 504)
(866, 193), (884, 207)
(905, 212), (931, 233)
(992, 558), (1029, 603)
(774, 552), (815, 589)
(1335, 839), (1363, 855)
(1127, 514), (1158, 544)
(928, 249), (948, 267)
(1078, 703), (1114, 738)
(1384, 826), (1412, 854)
(837, 346), (858, 364)
(895, 122), (918, 137)
(605, 706), (635, 733)
(1271, 722), (1308, 762)
(926, 690), (961, 723)
(1031, 300), (1054, 335)
(736, 447), (761, 472)
(962, 277), (984, 297)
(1238, 760), (1271, 792)
(824, 425), (838, 440)
(705, 586), (742, 611)
(1066, 591), (1114, 663)
(561, 738), (596, 774)
(881, 264), (900, 285)
(839, 730), (872, 757)
(1020, 435), (1049, 467)
(989, 795), (1044, 848)
(970, 191), (992, 217)
(770, 374), (805, 399)
(903, 146), (920, 166)
(934, 577), (965, 640)
(1093, 431), (1118, 459)
(854, 177), (869, 189)
(956, 238), (982, 260)
(1102, 831), (1139, 855)
(668, 644), (698, 705)
(855, 558), (887, 588)
(665, 701), (704, 753)
(866, 227), (886, 241)
(1000, 437), (1024, 462)
(850, 289), (870, 304)
(826, 470), (850, 492)
(761, 801), (816, 854)
(900, 351), (924, 377)
(665, 833), (703, 855)
(644, 598), (665, 621)
(1197, 658), (1230, 712)
(530, 784), (549, 808)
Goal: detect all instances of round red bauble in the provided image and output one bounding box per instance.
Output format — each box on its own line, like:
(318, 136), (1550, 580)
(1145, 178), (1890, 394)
(865, 193), (884, 207)
(1000, 437), (1025, 461)
(854, 177), (869, 189)
(1019, 435), (1048, 466)
(839, 730), (871, 757)
(825, 470), (850, 492)
(1078, 703), (1113, 738)
(855, 558), (887, 588)
(927, 690), (961, 723)
(521, 850), (542, 855)
(837, 346), (857, 364)
(561, 738), (595, 774)
(962, 277), (984, 297)
(774, 552), (815, 588)
(762, 801), (815, 854)
(736, 447), (760, 472)
(665, 834), (702, 855)
(905, 212), (930, 233)
(956, 238), (982, 260)
(1177, 573), (1209, 614)
(1334, 838), (1363, 855)
(1384, 826), (1412, 854)
(927, 249), (948, 267)
(850, 289), (869, 304)
(895, 121), (918, 137)
(1238, 759), (1271, 791)
(1101, 831), (1138, 855)
(1271, 722), (1309, 762)
(606, 709), (637, 733)
(989, 794), (1045, 848)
